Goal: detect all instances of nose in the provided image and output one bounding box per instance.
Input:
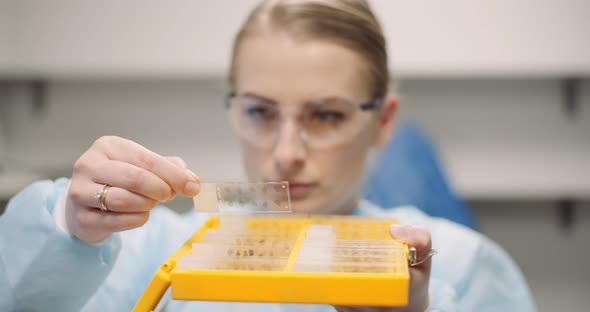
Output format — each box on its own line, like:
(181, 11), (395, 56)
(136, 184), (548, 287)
(272, 119), (307, 176)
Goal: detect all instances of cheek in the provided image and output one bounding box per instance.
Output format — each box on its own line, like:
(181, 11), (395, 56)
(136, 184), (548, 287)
(240, 141), (270, 180)
(317, 137), (373, 191)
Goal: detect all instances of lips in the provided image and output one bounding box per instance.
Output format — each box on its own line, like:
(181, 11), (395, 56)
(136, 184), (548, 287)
(264, 178), (318, 199)
(285, 182), (317, 199)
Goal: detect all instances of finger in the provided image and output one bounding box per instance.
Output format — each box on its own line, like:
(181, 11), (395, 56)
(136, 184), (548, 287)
(164, 156), (188, 169)
(75, 206), (150, 233)
(69, 181), (158, 213)
(94, 136), (200, 197)
(389, 224), (432, 273)
(92, 160), (174, 201)
(161, 156), (189, 202)
(102, 187), (158, 212)
(389, 224), (431, 252)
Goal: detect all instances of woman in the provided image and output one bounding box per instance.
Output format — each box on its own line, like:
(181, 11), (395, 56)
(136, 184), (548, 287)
(0, 0), (535, 311)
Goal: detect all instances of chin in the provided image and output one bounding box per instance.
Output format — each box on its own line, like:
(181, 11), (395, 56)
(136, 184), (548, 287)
(290, 197), (333, 214)
(290, 198), (320, 214)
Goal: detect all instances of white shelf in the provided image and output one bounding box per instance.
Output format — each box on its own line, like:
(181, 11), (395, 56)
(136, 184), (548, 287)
(447, 150), (590, 201)
(1, 78), (588, 202)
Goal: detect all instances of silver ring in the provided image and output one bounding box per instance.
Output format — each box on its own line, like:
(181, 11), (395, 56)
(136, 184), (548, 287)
(408, 246), (437, 267)
(96, 184), (112, 212)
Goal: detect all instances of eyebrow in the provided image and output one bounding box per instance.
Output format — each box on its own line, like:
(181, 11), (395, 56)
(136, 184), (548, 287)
(302, 96), (360, 108)
(238, 92), (279, 105)
(306, 96), (349, 103)
(234, 92), (359, 107)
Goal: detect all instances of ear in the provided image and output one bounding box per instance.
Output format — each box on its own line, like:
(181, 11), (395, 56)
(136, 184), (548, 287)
(373, 95), (398, 148)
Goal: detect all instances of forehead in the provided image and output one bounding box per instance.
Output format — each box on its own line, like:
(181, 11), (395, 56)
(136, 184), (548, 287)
(233, 31), (370, 103)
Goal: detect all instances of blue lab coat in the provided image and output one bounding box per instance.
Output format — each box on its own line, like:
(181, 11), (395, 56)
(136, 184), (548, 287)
(0, 179), (536, 311)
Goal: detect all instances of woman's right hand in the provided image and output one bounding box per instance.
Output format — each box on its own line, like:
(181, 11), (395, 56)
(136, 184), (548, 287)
(65, 136), (201, 244)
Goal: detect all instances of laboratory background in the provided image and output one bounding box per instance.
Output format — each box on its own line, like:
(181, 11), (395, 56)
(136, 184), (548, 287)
(0, 1), (589, 311)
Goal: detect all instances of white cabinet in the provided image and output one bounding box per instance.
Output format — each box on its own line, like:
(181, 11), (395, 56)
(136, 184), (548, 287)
(0, 0), (16, 73)
(4, 0), (260, 78)
(375, 0), (590, 77)
(2, 0), (589, 78)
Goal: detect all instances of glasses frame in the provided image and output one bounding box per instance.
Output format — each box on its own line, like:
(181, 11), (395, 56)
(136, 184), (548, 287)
(224, 93), (383, 112)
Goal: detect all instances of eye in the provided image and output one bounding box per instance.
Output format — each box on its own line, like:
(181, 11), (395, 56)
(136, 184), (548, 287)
(311, 110), (346, 123)
(244, 105), (277, 121)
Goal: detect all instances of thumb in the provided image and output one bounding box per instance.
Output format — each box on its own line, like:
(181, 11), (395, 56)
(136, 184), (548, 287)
(390, 224), (432, 270)
(390, 224), (432, 311)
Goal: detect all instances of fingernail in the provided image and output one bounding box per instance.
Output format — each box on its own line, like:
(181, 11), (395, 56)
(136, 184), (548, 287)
(163, 193), (176, 202)
(184, 180), (200, 196)
(187, 170), (200, 182)
(389, 224), (410, 238)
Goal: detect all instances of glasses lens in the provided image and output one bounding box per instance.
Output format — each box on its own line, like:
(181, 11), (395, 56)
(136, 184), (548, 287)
(302, 98), (370, 146)
(228, 96), (279, 146)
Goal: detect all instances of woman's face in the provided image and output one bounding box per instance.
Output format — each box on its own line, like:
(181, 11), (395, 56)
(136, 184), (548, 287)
(231, 31), (395, 214)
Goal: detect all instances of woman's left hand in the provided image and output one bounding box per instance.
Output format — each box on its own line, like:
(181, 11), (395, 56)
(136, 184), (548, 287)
(334, 225), (432, 312)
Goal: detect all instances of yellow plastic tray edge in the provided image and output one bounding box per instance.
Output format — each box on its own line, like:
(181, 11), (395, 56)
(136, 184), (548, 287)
(135, 215), (411, 310)
(171, 269), (409, 306)
(132, 216), (219, 312)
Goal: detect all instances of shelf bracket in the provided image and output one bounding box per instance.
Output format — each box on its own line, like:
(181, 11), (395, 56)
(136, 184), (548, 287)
(556, 199), (576, 233)
(31, 80), (48, 117)
(561, 77), (580, 119)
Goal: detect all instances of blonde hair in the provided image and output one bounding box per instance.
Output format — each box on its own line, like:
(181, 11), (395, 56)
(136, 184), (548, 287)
(229, 0), (389, 98)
